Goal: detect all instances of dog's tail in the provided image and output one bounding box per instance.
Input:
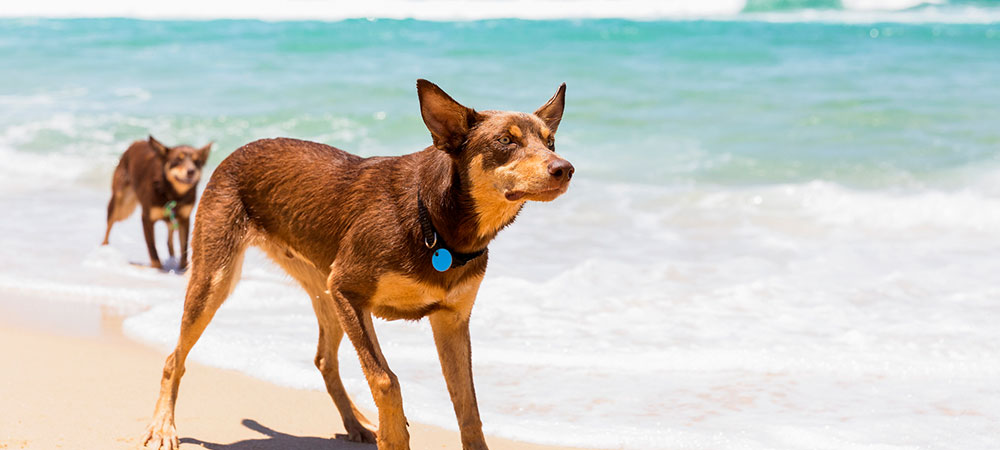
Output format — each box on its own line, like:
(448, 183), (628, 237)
(108, 162), (137, 217)
(103, 163), (138, 245)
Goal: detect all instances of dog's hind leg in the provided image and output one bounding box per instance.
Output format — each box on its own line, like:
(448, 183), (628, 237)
(312, 293), (378, 443)
(142, 188), (250, 450)
(257, 243), (378, 444)
(103, 166), (136, 245)
(141, 212), (163, 269)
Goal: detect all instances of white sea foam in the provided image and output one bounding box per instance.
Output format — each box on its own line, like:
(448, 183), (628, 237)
(741, 5), (1000, 24)
(842, 0), (950, 10)
(0, 0), (746, 20)
(0, 113), (126, 190)
(0, 147), (97, 191)
(3, 0), (999, 23)
(0, 112), (224, 190)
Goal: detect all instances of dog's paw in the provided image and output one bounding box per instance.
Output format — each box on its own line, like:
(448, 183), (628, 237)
(345, 419), (377, 444)
(141, 417), (178, 450)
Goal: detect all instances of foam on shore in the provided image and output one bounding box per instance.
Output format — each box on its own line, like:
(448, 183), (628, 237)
(2, 0), (1000, 23)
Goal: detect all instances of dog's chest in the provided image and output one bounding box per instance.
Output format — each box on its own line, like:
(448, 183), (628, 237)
(369, 273), (444, 318)
(368, 273), (476, 320)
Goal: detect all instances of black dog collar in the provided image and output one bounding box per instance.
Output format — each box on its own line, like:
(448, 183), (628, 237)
(416, 193), (486, 272)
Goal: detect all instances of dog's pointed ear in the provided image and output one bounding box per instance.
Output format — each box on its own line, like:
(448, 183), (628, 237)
(198, 142), (213, 165)
(534, 83), (566, 134)
(417, 79), (479, 155)
(148, 135), (169, 158)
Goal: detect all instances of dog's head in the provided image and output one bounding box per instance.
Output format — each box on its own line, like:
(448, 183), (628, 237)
(417, 79), (573, 236)
(148, 135), (211, 195)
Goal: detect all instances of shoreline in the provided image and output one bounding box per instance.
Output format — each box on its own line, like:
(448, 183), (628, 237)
(0, 297), (586, 450)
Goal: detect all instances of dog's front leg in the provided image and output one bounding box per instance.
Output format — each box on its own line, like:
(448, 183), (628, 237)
(140, 212), (162, 269)
(178, 216), (191, 271)
(327, 276), (410, 449)
(166, 227), (176, 259)
(430, 280), (488, 450)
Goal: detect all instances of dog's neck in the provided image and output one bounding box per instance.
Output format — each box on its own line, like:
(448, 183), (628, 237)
(416, 149), (508, 254)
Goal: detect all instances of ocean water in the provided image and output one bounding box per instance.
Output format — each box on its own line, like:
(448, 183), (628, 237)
(2, 2), (1000, 448)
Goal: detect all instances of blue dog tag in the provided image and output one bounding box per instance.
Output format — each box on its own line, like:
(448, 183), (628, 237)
(431, 248), (452, 272)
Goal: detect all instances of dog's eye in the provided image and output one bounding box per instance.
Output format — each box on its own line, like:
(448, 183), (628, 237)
(547, 138), (555, 149)
(498, 136), (511, 145)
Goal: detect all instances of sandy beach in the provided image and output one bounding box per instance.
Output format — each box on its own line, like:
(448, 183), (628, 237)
(0, 300), (583, 450)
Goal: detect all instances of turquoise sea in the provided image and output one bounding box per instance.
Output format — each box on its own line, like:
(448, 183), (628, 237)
(2, 2), (1000, 449)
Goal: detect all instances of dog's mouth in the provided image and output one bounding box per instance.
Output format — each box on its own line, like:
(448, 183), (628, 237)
(504, 185), (568, 202)
(172, 175), (200, 186)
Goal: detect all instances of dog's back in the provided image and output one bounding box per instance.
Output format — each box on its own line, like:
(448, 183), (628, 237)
(104, 140), (156, 231)
(191, 137), (445, 278)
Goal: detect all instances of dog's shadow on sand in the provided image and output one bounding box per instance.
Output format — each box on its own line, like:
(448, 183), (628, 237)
(180, 419), (375, 450)
(128, 258), (187, 274)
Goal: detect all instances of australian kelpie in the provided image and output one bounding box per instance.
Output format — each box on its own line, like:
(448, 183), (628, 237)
(102, 136), (211, 271)
(142, 80), (573, 450)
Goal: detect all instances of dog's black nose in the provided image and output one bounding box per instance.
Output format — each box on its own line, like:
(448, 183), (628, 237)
(187, 169), (197, 178)
(548, 159), (575, 181)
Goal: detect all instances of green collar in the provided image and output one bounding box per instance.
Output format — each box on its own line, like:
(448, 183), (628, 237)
(163, 200), (179, 230)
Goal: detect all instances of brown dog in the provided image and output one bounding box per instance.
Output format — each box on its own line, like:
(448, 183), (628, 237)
(142, 80), (573, 450)
(102, 136), (211, 271)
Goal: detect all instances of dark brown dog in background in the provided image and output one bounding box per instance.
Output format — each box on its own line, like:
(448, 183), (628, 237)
(102, 136), (211, 270)
(141, 80), (573, 450)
